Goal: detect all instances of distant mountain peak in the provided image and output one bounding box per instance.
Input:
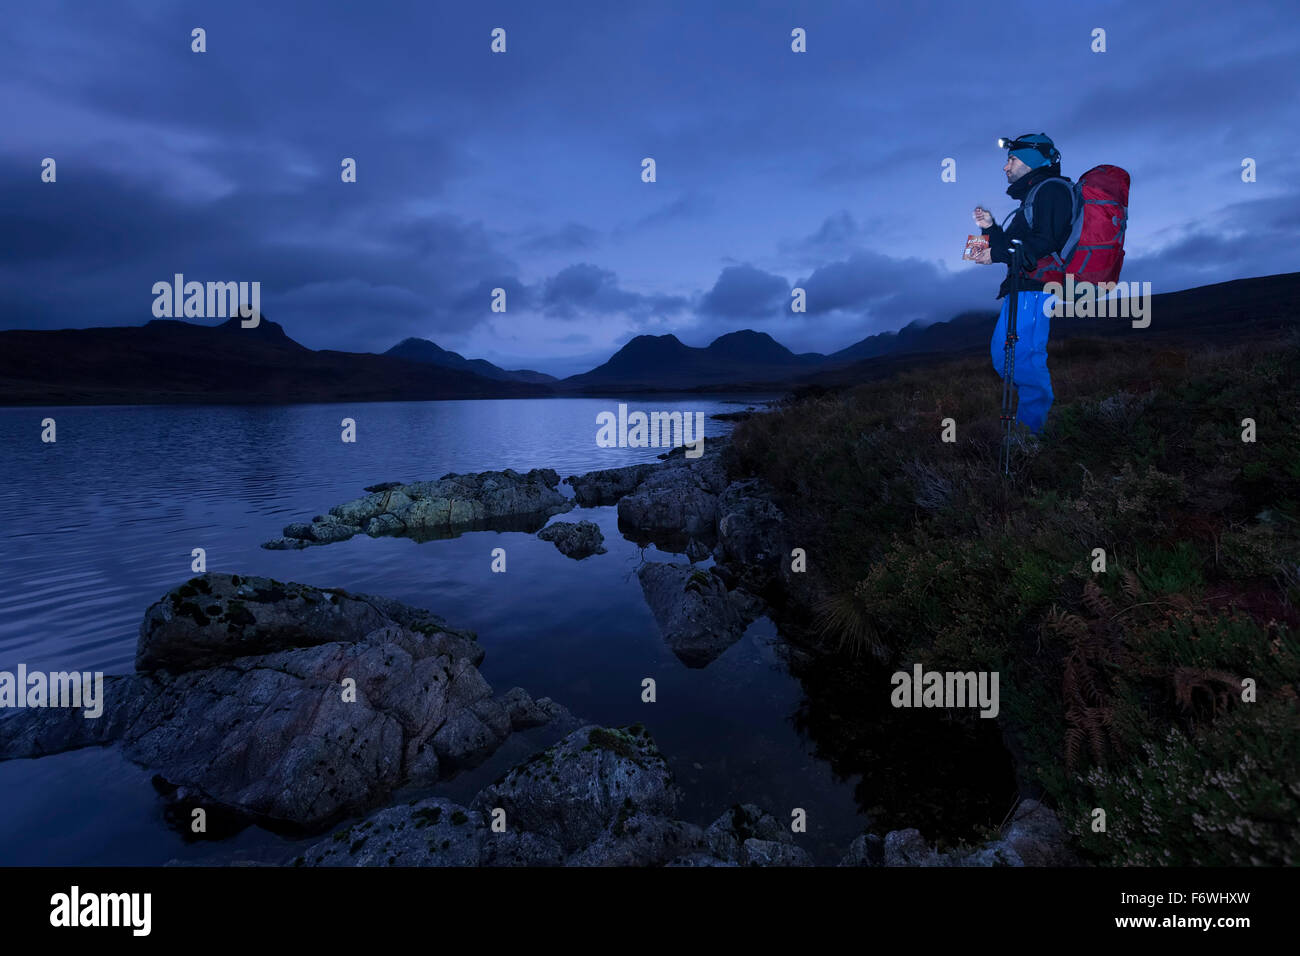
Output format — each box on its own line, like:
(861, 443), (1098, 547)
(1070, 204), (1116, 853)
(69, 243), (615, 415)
(385, 336), (556, 384)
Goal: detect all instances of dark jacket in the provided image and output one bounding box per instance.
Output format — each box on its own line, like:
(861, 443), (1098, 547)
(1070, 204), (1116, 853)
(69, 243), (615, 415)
(982, 164), (1074, 299)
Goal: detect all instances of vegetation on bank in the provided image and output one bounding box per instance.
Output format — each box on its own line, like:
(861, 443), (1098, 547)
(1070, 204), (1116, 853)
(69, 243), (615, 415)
(726, 331), (1300, 865)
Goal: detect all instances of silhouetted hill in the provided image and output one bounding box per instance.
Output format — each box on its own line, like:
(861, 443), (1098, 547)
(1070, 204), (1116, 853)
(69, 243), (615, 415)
(385, 337), (556, 384)
(559, 273), (1298, 392)
(0, 315), (551, 405)
(828, 311), (995, 363)
(804, 272), (1300, 387)
(4, 274), (1294, 404)
(562, 329), (822, 390)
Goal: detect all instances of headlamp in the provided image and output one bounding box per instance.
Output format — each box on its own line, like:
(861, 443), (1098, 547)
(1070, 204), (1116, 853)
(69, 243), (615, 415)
(997, 136), (1059, 163)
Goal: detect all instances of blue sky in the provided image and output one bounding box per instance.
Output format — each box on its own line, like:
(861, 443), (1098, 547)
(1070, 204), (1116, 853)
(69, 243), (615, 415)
(3, 0), (1297, 376)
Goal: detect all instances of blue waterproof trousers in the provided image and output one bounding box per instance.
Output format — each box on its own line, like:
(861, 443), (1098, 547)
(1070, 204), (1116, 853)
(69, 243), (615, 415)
(990, 290), (1055, 434)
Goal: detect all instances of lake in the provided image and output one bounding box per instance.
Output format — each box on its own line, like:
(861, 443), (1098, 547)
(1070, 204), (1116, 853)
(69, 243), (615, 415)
(0, 395), (877, 864)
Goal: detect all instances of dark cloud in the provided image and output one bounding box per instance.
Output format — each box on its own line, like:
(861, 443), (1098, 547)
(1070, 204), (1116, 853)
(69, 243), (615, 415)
(0, 0), (1296, 372)
(516, 222), (600, 253)
(540, 263), (689, 321)
(697, 265), (790, 320)
(614, 190), (715, 237)
(778, 211), (888, 266)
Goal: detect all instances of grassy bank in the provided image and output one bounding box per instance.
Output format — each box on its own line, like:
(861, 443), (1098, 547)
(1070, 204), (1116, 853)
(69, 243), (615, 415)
(726, 329), (1300, 865)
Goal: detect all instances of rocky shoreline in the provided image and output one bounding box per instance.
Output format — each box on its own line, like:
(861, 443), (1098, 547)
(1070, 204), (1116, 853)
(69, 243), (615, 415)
(0, 438), (1076, 866)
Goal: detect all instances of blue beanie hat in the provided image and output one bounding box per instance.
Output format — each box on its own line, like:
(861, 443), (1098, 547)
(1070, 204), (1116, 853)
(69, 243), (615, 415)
(1009, 133), (1059, 169)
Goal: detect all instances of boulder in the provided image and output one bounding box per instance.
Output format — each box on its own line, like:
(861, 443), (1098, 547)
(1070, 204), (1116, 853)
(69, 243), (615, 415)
(1002, 798), (1076, 866)
(472, 725), (679, 856)
(698, 804), (811, 867)
(298, 724), (710, 867)
(636, 562), (761, 668)
(135, 573), (464, 673)
(617, 453), (728, 538)
(0, 575), (563, 832)
(836, 799), (1075, 867)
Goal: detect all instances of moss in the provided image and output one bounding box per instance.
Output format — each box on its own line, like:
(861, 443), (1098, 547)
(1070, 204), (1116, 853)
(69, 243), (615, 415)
(349, 836), (368, 854)
(587, 727), (639, 760)
(450, 810), (468, 826)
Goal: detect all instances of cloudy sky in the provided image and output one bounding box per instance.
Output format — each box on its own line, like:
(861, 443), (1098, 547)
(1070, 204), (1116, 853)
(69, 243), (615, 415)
(3, 0), (1297, 376)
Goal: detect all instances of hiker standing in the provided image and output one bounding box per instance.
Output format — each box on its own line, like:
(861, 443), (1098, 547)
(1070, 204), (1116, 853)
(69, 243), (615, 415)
(971, 133), (1073, 435)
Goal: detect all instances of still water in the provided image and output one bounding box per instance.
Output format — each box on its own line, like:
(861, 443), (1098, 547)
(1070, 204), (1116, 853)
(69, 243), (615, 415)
(0, 396), (872, 864)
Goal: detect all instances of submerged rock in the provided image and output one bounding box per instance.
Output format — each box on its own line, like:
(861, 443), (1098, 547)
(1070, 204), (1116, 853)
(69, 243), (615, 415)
(537, 519), (607, 559)
(262, 468), (574, 549)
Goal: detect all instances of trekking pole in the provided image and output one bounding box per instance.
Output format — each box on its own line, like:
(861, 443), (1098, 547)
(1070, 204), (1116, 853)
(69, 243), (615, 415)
(999, 245), (1021, 476)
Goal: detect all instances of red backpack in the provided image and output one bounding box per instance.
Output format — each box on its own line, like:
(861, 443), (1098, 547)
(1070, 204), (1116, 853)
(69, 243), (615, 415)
(1022, 165), (1129, 285)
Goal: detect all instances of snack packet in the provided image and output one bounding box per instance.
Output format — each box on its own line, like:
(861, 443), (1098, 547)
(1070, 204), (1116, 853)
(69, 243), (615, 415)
(963, 234), (990, 261)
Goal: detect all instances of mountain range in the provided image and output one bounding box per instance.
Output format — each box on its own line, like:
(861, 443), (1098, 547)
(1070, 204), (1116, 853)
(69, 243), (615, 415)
(1, 273), (1295, 405)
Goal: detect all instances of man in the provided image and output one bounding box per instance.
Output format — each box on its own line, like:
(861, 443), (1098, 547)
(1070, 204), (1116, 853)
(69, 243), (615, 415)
(971, 133), (1073, 434)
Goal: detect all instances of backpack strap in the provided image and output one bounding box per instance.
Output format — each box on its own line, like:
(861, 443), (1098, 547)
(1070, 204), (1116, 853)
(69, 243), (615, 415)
(1022, 177), (1078, 229)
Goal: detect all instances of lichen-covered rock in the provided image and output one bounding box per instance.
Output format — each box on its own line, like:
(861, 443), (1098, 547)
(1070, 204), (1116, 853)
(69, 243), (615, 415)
(472, 724), (679, 856)
(296, 798), (488, 867)
(299, 724), (711, 867)
(291, 729), (822, 867)
(537, 519), (607, 559)
(135, 573), (464, 673)
(263, 468), (574, 548)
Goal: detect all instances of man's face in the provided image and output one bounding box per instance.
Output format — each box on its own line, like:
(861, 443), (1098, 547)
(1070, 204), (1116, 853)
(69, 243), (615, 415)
(1004, 155), (1033, 183)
